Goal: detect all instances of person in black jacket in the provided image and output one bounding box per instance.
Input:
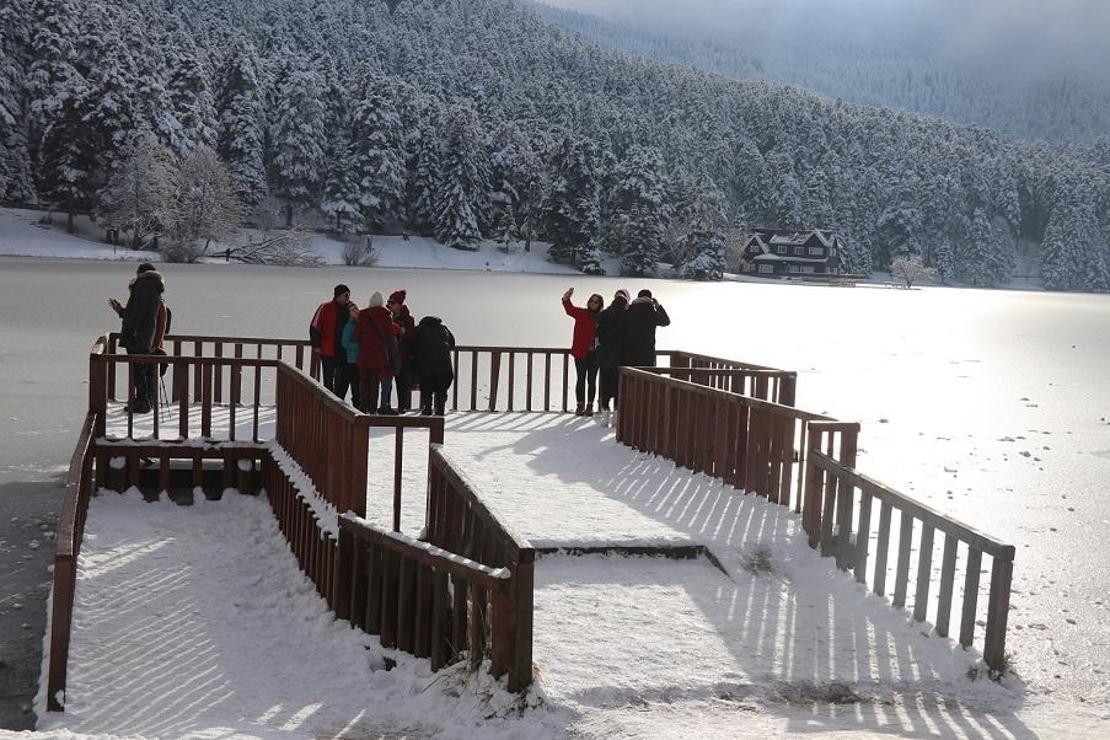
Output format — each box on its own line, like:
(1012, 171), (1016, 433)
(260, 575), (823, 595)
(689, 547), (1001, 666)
(410, 316), (455, 415)
(622, 289), (670, 367)
(108, 263), (165, 413)
(595, 289), (629, 421)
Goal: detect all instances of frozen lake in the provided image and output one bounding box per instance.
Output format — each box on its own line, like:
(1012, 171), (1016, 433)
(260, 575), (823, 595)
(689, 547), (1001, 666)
(2, 256), (1109, 707)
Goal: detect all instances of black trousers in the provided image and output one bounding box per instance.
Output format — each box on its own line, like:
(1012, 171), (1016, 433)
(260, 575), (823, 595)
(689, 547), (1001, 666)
(574, 353), (598, 406)
(320, 355), (340, 394)
(127, 348), (155, 406)
(334, 361), (360, 407)
(419, 373), (453, 415)
(599, 366), (620, 411)
(395, 373), (412, 412)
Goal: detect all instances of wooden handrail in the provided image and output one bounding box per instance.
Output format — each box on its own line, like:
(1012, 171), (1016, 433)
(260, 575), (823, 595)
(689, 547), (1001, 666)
(340, 515), (510, 591)
(805, 448), (1015, 673)
(808, 450), (1013, 558)
(47, 411), (97, 712)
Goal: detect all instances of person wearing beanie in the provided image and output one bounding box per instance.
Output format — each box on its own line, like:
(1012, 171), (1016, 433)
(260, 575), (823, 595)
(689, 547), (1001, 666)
(386, 289), (416, 412)
(410, 315), (456, 416)
(561, 287), (605, 416)
(623, 288), (670, 368)
(108, 263), (167, 413)
(309, 284), (352, 395)
(356, 290), (402, 414)
(594, 289), (630, 424)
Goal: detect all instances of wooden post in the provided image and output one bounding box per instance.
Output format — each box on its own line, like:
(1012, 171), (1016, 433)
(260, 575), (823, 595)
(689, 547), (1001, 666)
(983, 548), (1015, 672)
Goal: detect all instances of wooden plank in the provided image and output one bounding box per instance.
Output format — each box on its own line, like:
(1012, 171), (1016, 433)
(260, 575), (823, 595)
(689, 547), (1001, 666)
(913, 524), (935, 622)
(201, 364), (212, 439)
(984, 551), (1015, 672)
(960, 548), (983, 648)
(834, 472), (855, 570)
(525, 354), (534, 412)
(393, 428), (403, 532)
(507, 353), (516, 412)
(214, 342), (223, 403)
(854, 488), (873, 584)
(935, 534), (958, 638)
(892, 511), (914, 608)
(380, 548), (398, 648)
(452, 349), (459, 411)
(452, 574), (469, 654)
(414, 563), (432, 658)
(468, 585), (487, 669)
(431, 569), (450, 669)
(335, 525), (354, 621)
(560, 352), (569, 413)
(873, 501), (892, 596)
(470, 351), (479, 412)
(366, 544), (383, 634)
(397, 556), (414, 652)
(489, 351), (501, 412)
(509, 550), (535, 691)
(543, 353), (551, 412)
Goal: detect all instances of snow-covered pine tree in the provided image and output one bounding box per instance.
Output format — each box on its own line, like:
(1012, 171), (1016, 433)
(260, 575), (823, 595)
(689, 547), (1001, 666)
(545, 135), (599, 265)
(407, 122), (441, 236)
(432, 106), (488, 250)
(350, 86), (406, 230)
(270, 62), (326, 227)
(620, 205), (665, 276)
(320, 127), (363, 234)
(959, 208), (1009, 287)
(216, 46), (267, 208)
(167, 41), (216, 155)
(606, 146), (670, 274)
(675, 181), (727, 281)
(932, 242), (956, 284)
(0, 0), (33, 201)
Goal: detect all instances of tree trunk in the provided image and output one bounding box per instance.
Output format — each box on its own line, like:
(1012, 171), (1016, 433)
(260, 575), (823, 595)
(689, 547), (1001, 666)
(285, 203), (293, 228)
(66, 205), (75, 234)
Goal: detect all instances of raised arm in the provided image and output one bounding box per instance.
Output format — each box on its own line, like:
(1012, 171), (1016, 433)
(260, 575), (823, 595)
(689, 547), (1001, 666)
(654, 302), (671, 327)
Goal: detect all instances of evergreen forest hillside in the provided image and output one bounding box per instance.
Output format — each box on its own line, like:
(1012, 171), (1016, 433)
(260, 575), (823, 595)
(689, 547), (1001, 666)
(1, 0), (1108, 289)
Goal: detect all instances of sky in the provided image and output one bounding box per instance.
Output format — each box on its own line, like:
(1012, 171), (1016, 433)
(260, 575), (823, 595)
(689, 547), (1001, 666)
(539, 0), (1110, 81)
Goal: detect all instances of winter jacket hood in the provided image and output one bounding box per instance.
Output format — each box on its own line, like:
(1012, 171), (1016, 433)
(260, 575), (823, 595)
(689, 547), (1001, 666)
(120, 270), (165, 353)
(623, 297), (670, 367)
(411, 316), (455, 378)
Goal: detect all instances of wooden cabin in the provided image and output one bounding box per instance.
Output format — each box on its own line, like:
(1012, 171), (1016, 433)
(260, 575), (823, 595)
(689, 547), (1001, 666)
(740, 229), (845, 277)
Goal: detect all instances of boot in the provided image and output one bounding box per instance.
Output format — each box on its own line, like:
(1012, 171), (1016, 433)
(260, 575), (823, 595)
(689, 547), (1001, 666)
(575, 403), (585, 416)
(584, 403), (593, 416)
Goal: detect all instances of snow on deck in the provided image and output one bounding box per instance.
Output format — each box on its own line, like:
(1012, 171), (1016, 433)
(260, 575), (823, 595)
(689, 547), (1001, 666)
(80, 409), (1090, 736)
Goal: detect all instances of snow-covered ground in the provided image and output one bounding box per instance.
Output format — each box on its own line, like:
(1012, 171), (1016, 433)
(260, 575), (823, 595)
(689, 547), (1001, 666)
(27, 411), (1108, 738)
(0, 207), (622, 275)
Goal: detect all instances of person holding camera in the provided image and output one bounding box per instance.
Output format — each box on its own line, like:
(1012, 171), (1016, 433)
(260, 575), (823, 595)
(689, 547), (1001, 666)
(107, 262), (167, 414)
(622, 288), (670, 368)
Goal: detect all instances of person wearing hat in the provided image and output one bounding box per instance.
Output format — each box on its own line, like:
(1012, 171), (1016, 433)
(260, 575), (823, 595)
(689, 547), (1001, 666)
(386, 289), (416, 412)
(623, 288), (670, 368)
(594, 289), (630, 424)
(310, 283), (352, 395)
(108, 262), (166, 413)
(356, 291), (402, 414)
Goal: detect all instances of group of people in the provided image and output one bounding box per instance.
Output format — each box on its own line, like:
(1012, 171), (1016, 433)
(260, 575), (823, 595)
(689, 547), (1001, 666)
(108, 263), (667, 423)
(562, 286), (671, 424)
(310, 285), (455, 416)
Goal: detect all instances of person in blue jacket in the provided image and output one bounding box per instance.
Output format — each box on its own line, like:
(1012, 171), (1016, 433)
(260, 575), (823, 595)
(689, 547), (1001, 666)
(337, 302), (361, 407)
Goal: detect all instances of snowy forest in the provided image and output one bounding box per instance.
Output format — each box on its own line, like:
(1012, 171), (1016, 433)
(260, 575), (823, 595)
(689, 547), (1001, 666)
(1, 0), (1109, 289)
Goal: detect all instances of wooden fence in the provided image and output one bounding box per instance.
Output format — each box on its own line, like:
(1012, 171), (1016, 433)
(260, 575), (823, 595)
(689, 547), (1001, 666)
(804, 449), (1015, 672)
(423, 445), (535, 690)
(46, 411), (97, 712)
(616, 367), (857, 510)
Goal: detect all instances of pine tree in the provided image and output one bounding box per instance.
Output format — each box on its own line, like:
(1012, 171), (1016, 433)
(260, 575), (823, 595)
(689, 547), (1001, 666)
(433, 106), (488, 250)
(545, 135), (599, 265)
(620, 204), (665, 276)
(350, 88), (406, 230)
(167, 43), (216, 155)
(607, 146), (670, 274)
(271, 62), (326, 226)
(320, 128), (363, 234)
(0, 0), (32, 201)
(216, 47), (267, 208)
(407, 120), (442, 235)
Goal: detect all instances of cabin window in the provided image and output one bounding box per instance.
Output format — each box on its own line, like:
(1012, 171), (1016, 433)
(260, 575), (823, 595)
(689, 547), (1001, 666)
(759, 264), (774, 274)
(788, 265), (802, 273)
(800, 265), (815, 274)
(793, 246), (805, 256)
(808, 246), (823, 256)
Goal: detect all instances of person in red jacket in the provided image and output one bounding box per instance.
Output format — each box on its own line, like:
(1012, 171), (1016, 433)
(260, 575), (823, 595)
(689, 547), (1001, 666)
(356, 291), (402, 414)
(562, 287), (605, 416)
(387, 289), (416, 412)
(310, 284), (351, 395)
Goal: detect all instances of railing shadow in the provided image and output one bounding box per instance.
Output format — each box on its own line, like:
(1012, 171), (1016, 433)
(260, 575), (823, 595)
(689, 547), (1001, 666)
(447, 413), (1034, 737)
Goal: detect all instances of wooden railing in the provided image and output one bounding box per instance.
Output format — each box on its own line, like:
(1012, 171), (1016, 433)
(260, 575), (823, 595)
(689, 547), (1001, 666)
(636, 367), (796, 406)
(46, 410), (97, 712)
(617, 367), (857, 510)
(424, 445), (534, 690)
(106, 332), (318, 401)
(804, 449), (1015, 673)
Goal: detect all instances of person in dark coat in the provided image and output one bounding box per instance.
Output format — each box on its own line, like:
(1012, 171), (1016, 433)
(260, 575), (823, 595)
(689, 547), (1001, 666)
(356, 291), (401, 414)
(387, 289), (416, 413)
(562, 287), (604, 416)
(108, 263), (165, 413)
(410, 316), (456, 415)
(594, 288), (629, 422)
(622, 288), (670, 367)
(310, 284), (351, 395)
